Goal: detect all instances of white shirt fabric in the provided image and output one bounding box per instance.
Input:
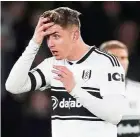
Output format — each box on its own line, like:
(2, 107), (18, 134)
(124, 79), (140, 116)
(6, 40), (128, 137)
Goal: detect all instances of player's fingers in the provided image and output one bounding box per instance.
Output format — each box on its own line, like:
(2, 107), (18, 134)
(37, 17), (50, 28)
(52, 70), (67, 77)
(53, 65), (71, 75)
(53, 76), (63, 82)
(38, 22), (54, 32)
(43, 29), (56, 36)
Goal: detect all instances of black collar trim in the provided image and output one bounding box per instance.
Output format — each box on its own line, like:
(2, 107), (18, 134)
(76, 46), (95, 64)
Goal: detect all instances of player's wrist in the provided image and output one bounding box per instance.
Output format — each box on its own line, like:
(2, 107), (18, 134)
(31, 38), (41, 47)
(69, 84), (81, 98)
(27, 39), (40, 52)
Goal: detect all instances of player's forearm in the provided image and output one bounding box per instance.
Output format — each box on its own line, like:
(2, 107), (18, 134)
(70, 85), (128, 125)
(5, 39), (40, 94)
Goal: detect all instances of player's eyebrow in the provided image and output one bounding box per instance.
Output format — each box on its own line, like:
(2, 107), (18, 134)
(48, 32), (59, 36)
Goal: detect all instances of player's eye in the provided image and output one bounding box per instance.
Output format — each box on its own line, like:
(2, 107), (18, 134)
(53, 34), (60, 39)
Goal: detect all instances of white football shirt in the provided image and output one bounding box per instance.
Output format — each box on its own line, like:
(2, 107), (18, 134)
(6, 40), (126, 137)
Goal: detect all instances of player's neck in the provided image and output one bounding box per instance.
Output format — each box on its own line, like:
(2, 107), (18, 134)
(67, 39), (90, 61)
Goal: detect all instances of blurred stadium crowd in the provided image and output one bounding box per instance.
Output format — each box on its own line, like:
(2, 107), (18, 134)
(1, 1), (140, 137)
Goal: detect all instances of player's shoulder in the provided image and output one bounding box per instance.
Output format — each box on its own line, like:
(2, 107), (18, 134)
(93, 46), (121, 68)
(127, 78), (140, 88)
(126, 78), (140, 96)
(34, 56), (55, 71)
(40, 57), (65, 68)
(43, 56), (55, 64)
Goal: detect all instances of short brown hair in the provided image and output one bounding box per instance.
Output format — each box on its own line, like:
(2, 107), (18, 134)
(41, 7), (81, 28)
(100, 40), (128, 54)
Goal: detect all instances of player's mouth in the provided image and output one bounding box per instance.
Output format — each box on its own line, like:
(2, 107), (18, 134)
(51, 50), (59, 56)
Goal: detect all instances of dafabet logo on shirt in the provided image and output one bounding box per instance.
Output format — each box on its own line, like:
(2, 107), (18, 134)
(51, 96), (82, 110)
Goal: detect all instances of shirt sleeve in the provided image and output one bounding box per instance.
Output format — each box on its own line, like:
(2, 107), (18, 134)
(29, 58), (52, 91)
(98, 60), (126, 97)
(5, 39), (52, 94)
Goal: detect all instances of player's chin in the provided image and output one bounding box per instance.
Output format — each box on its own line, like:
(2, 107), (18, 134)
(54, 55), (64, 60)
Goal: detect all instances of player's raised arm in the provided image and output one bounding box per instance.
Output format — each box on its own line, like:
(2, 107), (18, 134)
(5, 17), (54, 94)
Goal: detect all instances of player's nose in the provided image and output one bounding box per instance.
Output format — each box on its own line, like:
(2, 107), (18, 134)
(47, 39), (55, 48)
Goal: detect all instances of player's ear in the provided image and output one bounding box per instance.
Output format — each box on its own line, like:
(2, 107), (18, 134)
(72, 30), (79, 42)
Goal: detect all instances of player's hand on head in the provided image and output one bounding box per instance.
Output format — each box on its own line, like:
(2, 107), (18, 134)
(32, 17), (54, 46)
(52, 65), (76, 93)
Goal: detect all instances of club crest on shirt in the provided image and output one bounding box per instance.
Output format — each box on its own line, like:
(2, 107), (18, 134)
(82, 69), (92, 82)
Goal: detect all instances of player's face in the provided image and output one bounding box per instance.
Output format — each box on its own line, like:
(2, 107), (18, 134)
(46, 24), (75, 60)
(108, 48), (129, 74)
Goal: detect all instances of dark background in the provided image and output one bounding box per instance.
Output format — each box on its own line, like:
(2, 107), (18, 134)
(1, 1), (140, 137)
